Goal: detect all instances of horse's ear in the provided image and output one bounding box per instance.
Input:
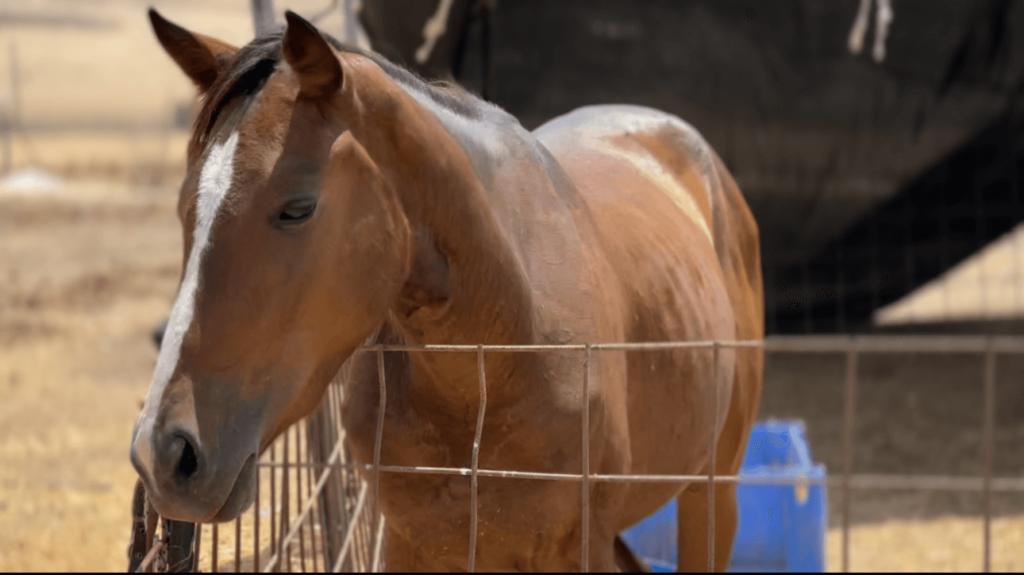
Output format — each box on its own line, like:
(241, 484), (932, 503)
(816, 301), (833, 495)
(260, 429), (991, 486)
(148, 9), (238, 94)
(283, 11), (343, 99)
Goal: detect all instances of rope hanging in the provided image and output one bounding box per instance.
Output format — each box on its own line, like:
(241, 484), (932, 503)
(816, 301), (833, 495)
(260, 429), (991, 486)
(416, 0), (457, 64)
(848, 0), (894, 63)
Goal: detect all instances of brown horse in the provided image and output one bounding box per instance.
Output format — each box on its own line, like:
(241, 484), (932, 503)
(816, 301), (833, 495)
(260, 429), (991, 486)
(131, 9), (763, 572)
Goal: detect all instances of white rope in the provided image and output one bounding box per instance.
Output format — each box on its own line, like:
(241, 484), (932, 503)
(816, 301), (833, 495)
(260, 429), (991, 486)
(415, 0), (456, 64)
(848, 0), (894, 63)
(873, 0), (894, 63)
(847, 0), (873, 55)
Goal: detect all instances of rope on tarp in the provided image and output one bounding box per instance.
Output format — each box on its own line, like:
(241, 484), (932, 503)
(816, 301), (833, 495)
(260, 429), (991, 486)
(416, 0), (457, 64)
(848, 0), (894, 63)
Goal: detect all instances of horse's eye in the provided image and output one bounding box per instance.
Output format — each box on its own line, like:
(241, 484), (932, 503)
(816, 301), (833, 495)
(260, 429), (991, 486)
(276, 200), (317, 226)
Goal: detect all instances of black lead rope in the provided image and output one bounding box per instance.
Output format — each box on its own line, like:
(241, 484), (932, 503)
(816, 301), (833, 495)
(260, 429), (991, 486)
(480, 0), (494, 102)
(164, 520), (198, 573)
(127, 480), (150, 573)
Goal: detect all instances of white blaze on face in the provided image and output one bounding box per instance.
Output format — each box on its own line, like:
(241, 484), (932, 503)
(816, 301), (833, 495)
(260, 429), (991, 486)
(133, 131), (240, 468)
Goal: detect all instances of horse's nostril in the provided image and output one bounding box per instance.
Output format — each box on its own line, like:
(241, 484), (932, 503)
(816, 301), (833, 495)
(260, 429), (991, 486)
(173, 435), (199, 482)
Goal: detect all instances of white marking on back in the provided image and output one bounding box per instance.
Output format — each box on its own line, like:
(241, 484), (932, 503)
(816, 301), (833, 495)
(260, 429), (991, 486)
(135, 131), (240, 448)
(590, 136), (715, 247)
(535, 105), (719, 247)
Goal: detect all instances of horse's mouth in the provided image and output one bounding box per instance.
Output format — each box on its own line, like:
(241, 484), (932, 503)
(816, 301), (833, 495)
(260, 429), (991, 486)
(208, 452), (258, 523)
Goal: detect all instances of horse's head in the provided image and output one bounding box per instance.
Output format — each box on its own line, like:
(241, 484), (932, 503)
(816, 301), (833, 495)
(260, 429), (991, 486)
(131, 10), (414, 523)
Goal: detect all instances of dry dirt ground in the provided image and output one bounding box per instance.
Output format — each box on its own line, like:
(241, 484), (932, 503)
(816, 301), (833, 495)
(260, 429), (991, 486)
(3, 0), (1024, 572)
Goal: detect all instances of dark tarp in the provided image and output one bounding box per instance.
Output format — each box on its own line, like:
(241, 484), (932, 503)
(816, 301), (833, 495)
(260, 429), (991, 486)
(359, 0), (1024, 332)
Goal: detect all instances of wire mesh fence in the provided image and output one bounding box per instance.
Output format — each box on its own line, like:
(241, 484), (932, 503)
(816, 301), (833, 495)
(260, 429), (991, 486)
(129, 334), (1024, 573)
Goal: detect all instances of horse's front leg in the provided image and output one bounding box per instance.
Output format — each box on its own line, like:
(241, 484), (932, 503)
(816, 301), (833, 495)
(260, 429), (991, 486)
(585, 529), (621, 573)
(676, 478), (738, 573)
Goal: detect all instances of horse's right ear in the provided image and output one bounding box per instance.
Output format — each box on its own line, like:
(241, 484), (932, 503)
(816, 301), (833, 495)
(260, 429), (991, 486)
(282, 10), (343, 99)
(148, 9), (238, 94)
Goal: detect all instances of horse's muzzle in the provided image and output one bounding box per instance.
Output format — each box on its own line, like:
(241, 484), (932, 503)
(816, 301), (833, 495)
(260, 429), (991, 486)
(130, 419), (258, 523)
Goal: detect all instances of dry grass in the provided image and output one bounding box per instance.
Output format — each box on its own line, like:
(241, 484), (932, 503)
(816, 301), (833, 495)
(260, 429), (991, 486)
(827, 516), (1024, 572)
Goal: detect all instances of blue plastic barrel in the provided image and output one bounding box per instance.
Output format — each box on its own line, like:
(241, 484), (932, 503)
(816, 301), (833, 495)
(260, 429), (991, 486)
(619, 420), (827, 572)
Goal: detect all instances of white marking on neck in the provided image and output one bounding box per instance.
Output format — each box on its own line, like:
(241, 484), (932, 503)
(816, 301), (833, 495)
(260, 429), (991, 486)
(137, 131), (240, 432)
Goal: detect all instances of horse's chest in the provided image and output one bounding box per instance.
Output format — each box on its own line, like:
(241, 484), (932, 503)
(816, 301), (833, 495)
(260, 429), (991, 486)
(344, 400), (584, 570)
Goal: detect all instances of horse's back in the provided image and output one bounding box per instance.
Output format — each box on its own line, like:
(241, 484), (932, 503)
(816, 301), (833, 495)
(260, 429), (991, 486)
(534, 104), (764, 529)
(534, 103), (759, 343)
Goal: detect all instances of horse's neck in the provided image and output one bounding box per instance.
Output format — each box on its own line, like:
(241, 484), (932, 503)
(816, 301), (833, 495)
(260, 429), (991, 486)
(340, 60), (539, 401)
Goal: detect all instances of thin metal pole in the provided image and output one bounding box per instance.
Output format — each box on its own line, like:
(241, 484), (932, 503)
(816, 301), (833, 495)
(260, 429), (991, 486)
(468, 346), (488, 572)
(254, 462), (261, 571)
(271, 462), (1024, 491)
(280, 431), (290, 573)
(1, 41), (18, 176)
(270, 443), (277, 571)
(295, 428), (308, 574)
(192, 523), (202, 573)
(581, 345), (591, 573)
(8, 42), (17, 127)
(144, 496), (158, 574)
(343, 335), (1024, 354)
(323, 386), (342, 571)
(373, 347), (387, 568)
(251, 0), (277, 37)
(136, 540), (167, 573)
(801, 254), (813, 333)
(842, 343), (859, 573)
(234, 517), (242, 572)
(982, 340), (996, 573)
(332, 482), (369, 573)
(212, 523), (219, 572)
(261, 440), (346, 573)
(371, 516), (386, 573)
(304, 422), (320, 573)
(707, 342), (719, 573)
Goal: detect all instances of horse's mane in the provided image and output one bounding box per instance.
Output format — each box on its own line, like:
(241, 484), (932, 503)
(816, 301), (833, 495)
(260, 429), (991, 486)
(189, 28), (483, 161)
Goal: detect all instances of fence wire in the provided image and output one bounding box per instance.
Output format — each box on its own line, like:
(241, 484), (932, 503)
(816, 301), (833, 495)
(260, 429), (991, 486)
(131, 334), (1024, 573)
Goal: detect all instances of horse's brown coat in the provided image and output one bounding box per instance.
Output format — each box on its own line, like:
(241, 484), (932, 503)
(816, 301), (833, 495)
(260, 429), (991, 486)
(134, 10), (763, 572)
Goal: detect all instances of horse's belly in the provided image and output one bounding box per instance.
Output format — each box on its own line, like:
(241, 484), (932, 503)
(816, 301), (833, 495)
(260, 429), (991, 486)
(615, 333), (737, 531)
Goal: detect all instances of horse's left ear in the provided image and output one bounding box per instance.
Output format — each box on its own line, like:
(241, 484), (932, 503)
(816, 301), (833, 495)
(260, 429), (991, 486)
(283, 11), (343, 99)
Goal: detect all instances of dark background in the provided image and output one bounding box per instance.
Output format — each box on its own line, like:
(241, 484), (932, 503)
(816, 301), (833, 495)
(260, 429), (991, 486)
(360, 0), (1024, 334)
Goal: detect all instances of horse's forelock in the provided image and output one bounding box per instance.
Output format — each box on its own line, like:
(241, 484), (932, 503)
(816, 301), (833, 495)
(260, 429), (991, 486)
(188, 33), (285, 164)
